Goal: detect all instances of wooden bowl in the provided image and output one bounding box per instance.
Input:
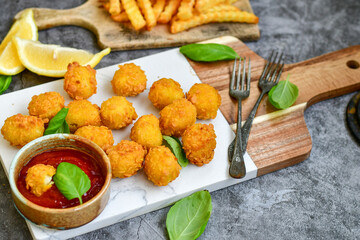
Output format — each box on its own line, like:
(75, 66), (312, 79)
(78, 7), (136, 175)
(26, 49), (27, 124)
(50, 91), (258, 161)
(9, 134), (112, 229)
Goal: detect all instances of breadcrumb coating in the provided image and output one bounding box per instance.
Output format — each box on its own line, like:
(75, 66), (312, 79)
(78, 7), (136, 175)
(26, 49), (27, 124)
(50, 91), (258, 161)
(182, 123), (217, 166)
(148, 78), (184, 109)
(65, 100), (101, 132)
(25, 164), (56, 197)
(143, 146), (181, 186)
(1, 114), (44, 147)
(75, 125), (114, 152)
(130, 114), (163, 149)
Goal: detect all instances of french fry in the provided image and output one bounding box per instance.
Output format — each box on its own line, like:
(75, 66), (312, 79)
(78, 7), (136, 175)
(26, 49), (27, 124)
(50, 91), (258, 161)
(204, 3), (239, 13)
(195, 0), (227, 13)
(109, 0), (121, 16)
(158, 0), (182, 24)
(111, 11), (130, 22)
(103, 1), (110, 11)
(153, 0), (166, 19)
(226, 0), (237, 3)
(170, 10), (259, 33)
(138, 0), (157, 30)
(122, 0), (146, 30)
(176, 0), (195, 20)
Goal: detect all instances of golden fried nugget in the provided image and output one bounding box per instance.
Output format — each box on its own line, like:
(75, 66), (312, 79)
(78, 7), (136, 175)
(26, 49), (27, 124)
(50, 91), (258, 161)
(100, 96), (137, 129)
(157, 0), (181, 23)
(66, 100), (101, 132)
(75, 126), (114, 152)
(111, 63), (147, 96)
(138, 0), (157, 30)
(170, 10), (259, 33)
(130, 114), (162, 149)
(27, 91), (65, 123)
(143, 146), (181, 186)
(148, 78), (185, 109)
(186, 83), (221, 119)
(25, 164), (56, 197)
(159, 98), (196, 137)
(64, 62), (97, 100)
(122, 0), (147, 30)
(182, 123), (216, 166)
(107, 140), (146, 178)
(1, 114), (44, 147)
(176, 0), (195, 20)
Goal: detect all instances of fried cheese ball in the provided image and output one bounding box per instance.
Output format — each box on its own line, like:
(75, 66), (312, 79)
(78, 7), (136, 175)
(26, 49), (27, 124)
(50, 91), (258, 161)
(186, 83), (221, 119)
(143, 146), (181, 186)
(1, 114), (44, 147)
(148, 78), (185, 109)
(107, 140), (146, 178)
(25, 164), (56, 197)
(75, 126), (114, 152)
(130, 114), (162, 149)
(182, 123), (217, 166)
(159, 98), (196, 137)
(100, 96), (137, 129)
(111, 63), (147, 96)
(27, 91), (65, 123)
(64, 62), (97, 100)
(65, 100), (101, 132)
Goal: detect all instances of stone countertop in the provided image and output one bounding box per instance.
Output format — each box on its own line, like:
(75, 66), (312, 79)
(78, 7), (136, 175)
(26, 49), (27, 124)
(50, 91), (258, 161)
(1, 0), (359, 239)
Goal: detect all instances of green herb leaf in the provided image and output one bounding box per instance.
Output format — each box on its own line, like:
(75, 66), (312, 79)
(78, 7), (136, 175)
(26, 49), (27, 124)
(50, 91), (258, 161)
(180, 43), (240, 62)
(44, 108), (70, 135)
(268, 74), (299, 109)
(166, 190), (212, 240)
(163, 135), (188, 167)
(0, 75), (12, 95)
(53, 162), (91, 205)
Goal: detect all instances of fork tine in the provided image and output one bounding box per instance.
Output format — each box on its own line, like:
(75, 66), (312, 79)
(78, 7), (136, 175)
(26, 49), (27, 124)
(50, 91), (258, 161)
(246, 58), (251, 91)
(270, 52), (284, 82)
(274, 63), (285, 84)
(236, 58), (242, 90)
(259, 50), (274, 80)
(241, 57), (246, 91)
(265, 51), (279, 82)
(230, 58), (236, 92)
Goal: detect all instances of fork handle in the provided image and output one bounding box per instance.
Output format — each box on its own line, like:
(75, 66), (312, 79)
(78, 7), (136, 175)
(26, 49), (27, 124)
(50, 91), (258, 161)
(241, 90), (267, 151)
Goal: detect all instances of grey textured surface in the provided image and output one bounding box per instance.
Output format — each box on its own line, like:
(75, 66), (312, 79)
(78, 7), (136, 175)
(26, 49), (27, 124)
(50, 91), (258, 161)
(0, 0), (360, 239)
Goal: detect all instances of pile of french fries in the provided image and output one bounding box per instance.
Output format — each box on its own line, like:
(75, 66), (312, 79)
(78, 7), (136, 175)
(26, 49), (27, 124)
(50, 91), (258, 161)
(101, 0), (259, 33)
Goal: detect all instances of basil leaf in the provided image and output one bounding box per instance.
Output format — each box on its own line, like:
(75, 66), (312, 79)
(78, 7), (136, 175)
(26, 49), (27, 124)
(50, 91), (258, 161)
(166, 190), (212, 240)
(268, 74), (299, 109)
(180, 43), (240, 62)
(53, 162), (91, 205)
(44, 108), (70, 135)
(0, 75), (12, 95)
(163, 135), (188, 167)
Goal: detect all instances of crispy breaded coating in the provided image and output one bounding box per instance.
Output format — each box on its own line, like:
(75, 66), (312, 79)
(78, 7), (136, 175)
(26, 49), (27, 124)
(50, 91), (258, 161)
(107, 140), (146, 178)
(100, 96), (138, 129)
(148, 78), (185, 109)
(182, 123), (217, 166)
(186, 83), (221, 119)
(143, 146), (181, 186)
(130, 114), (162, 149)
(1, 114), (44, 147)
(64, 62), (97, 100)
(25, 164), (56, 197)
(159, 98), (196, 137)
(111, 63), (147, 97)
(75, 125), (114, 152)
(65, 100), (101, 132)
(27, 91), (65, 123)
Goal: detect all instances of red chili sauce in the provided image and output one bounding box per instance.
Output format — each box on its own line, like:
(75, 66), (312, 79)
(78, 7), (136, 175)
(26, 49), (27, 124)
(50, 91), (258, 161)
(17, 149), (105, 209)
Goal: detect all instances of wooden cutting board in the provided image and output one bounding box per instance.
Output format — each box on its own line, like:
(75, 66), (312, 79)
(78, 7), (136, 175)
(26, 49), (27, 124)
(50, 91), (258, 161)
(14, 0), (259, 51)
(188, 36), (360, 177)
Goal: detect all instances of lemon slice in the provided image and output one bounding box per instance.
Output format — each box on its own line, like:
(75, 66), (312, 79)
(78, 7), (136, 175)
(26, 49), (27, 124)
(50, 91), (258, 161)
(0, 9), (38, 75)
(13, 37), (111, 77)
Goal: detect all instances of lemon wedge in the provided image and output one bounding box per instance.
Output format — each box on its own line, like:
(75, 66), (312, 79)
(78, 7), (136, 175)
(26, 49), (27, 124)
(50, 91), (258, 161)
(0, 9), (38, 75)
(13, 37), (111, 77)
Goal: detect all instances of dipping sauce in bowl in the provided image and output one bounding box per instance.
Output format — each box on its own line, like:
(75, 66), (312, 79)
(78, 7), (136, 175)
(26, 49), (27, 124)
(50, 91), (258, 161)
(17, 149), (105, 208)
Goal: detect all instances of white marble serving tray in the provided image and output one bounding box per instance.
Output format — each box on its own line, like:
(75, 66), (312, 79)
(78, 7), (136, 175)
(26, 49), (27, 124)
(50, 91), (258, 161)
(0, 48), (258, 240)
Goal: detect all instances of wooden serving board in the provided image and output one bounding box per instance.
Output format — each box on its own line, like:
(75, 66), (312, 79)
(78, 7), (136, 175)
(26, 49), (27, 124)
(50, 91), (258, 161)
(190, 36), (360, 177)
(14, 0), (259, 51)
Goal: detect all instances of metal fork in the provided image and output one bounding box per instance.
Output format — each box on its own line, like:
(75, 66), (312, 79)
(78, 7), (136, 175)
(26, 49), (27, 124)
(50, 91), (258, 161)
(228, 57), (251, 179)
(228, 51), (284, 173)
